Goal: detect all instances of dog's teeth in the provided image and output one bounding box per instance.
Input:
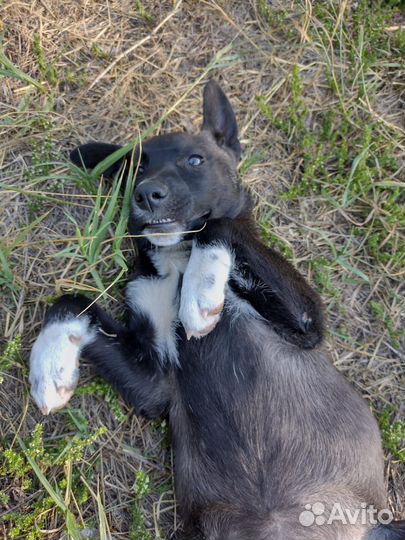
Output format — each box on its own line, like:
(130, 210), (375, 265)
(149, 218), (173, 224)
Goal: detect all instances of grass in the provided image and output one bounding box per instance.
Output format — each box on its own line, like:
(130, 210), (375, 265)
(0, 0), (404, 537)
(379, 407), (405, 462)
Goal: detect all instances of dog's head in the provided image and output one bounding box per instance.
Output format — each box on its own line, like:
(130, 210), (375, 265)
(71, 80), (250, 246)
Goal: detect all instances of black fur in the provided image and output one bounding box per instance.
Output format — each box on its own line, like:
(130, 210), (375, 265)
(365, 521), (405, 540)
(34, 81), (404, 540)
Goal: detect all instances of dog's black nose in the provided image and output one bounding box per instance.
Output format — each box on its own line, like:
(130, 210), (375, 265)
(134, 181), (169, 212)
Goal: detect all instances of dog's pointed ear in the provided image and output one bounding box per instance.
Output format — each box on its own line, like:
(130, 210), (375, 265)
(70, 142), (124, 177)
(202, 80), (242, 159)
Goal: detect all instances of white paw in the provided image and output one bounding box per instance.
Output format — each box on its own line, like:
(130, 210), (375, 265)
(29, 318), (95, 415)
(179, 243), (232, 339)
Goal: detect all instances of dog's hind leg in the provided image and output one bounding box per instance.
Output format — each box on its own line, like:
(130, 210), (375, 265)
(29, 292), (171, 418)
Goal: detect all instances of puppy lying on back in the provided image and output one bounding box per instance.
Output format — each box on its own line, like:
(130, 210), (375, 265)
(30, 81), (405, 540)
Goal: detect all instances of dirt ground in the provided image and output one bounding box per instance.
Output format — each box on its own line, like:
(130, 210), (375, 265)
(0, 1), (404, 538)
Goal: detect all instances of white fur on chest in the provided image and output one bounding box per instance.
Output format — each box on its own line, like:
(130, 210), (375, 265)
(126, 271), (181, 364)
(126, 242), (194, 363)
(148, 241), (192, 276)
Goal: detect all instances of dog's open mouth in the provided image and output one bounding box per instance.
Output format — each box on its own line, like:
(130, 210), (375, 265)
(139, 211), (211, 247)
(143, 211), (210, 233)
(143, 219), (183, 234)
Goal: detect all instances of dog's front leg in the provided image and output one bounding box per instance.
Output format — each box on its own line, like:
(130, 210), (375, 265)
(29, 285), (173, 418)
(179, 240), (232, 339)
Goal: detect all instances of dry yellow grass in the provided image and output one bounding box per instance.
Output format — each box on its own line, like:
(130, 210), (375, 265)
(0, 1), (404, 538)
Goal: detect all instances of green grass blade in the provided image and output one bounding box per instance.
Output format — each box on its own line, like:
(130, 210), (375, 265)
(341, 145), (371, 208)
(79, 476), (111, 540)
(0, 46), (46, 93)
(335, 256), (370, 284)
(89, 142), (137, 180)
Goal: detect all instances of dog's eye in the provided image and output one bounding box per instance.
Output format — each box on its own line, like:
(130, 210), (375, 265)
(188, 154), (204, 167)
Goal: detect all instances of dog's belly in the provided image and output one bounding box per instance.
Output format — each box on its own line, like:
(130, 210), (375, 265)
(170, 313), (386, 524)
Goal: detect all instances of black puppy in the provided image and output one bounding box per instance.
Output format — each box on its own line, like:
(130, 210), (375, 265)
(29, 81), (405, 540)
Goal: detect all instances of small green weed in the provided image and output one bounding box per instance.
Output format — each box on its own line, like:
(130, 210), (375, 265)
(0, 335), (22, 383)
(135, 0), (155, 24)
(0, 423), (106, 539)
(76, 379), (128, 423)
(310, 257), (342, 305)
(257, 1), (296, 40)
(91, 43), (111, 60)
(33, 34), (58, 86)
(130, 470), (153, 540)
(370, 301), (404, 350)
(259, 218), (294, 260)
(2, 496), (55, 540)
(378, 408), (405, 462)
(239, 150), (266, 176)
(0, 245), (17, 296)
